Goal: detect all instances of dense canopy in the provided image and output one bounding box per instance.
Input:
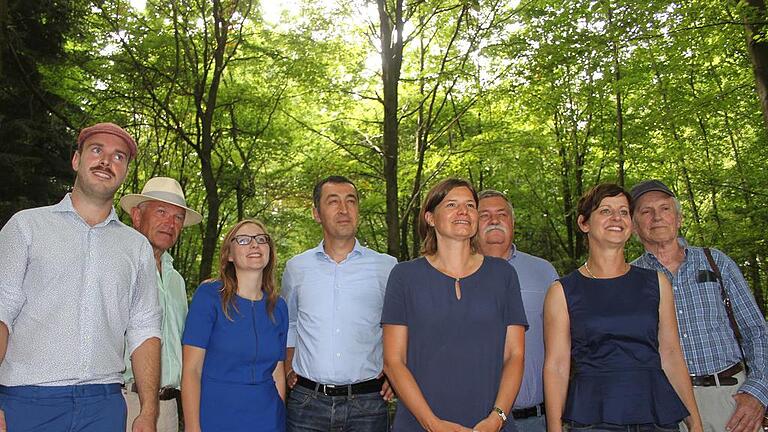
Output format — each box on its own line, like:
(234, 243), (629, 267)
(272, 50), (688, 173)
(1, 0), (766, 313)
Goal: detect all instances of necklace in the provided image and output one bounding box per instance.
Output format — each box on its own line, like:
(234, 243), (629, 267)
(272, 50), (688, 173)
(583, 261), (597, 278)
(583, 261), (629, 279)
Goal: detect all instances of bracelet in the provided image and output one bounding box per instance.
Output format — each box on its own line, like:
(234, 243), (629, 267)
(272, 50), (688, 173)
(492, 406), (507, 425)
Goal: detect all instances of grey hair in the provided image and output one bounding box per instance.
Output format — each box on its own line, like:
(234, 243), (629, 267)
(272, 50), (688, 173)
(478, 189), (515, 220)
(671, 197), (682, 216)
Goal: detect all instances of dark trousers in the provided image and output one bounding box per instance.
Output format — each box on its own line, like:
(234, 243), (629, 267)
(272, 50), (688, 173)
(564, 421), (680, 432)
(286, 384), (388, 432)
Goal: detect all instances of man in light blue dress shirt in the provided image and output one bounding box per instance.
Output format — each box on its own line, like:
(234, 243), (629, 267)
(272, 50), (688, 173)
(281, 175), (397, 432)
(0, 123), (162, 432)
(478, 190), (559, 432)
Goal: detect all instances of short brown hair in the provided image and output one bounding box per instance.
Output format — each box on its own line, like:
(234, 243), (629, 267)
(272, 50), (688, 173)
(577, 183), (633, 228)
(418, 178), (479, 255)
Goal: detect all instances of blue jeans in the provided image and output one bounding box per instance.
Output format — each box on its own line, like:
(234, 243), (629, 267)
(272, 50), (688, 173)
(564, 421), (680, 432)
(286, 384), (388, 432)
(514, 414), (546, 432)
(0, 384), (126, 432)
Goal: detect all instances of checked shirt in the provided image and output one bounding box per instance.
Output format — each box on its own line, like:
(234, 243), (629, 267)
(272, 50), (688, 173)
(633, 238), (768, 405)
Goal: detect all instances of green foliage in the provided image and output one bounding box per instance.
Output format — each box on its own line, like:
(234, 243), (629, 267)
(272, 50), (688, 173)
(4, 0), (768, 311)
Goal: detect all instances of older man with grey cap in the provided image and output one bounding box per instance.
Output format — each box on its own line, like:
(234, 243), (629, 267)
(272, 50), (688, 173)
(120, 177), (202, 432)
(631, 179), (768, 432)
(0, 122), (162, 432)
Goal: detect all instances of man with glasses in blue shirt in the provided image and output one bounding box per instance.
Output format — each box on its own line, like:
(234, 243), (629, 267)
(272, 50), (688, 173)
(0, 123), (162, 432)
(281, 175), (397, 432)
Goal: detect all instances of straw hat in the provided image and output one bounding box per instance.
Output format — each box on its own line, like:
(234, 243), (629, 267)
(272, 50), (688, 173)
(120, 177), (203, 226)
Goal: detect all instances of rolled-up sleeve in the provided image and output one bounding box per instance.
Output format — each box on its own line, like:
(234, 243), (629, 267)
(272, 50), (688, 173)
(0, 215), (30, 333)
(126, 239), (162, 355)
(281, 261), (298, 348)
(719, 251), (768, 405)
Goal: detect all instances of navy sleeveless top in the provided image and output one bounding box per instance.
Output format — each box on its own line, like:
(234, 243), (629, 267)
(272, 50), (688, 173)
(560, 265), (689, 425)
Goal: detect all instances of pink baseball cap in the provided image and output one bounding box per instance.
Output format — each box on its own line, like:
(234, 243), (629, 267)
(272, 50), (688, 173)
(77, 122), (138, 160)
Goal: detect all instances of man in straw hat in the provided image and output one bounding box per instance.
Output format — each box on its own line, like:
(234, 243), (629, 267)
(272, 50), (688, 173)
(119, 177), (202, 432)
(0, 123), (162, 432)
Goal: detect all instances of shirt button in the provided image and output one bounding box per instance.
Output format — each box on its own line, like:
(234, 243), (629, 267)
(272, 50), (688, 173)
(683, 333), (688, 337)
(678, 310), (683, 314)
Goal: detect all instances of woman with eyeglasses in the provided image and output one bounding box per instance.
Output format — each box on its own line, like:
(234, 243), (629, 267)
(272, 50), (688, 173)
(181, 219), (288, 432)
(543, 184), (702, 432)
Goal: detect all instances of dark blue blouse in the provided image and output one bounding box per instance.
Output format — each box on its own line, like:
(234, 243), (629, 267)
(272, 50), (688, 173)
(561, 265), (689, 425)
(381, 256), (528, 431)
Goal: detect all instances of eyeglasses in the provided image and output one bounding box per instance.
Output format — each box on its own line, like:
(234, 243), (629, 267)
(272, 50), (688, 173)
(232, 234), (270, 246)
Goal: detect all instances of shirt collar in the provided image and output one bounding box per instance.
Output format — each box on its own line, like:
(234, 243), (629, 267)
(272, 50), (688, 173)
(314, 238), (364, 262)
(161, 251), (174, 267)
(507, 244), (518, 261)
(52, 193), (119, 227)
(642, 237), (690, 268)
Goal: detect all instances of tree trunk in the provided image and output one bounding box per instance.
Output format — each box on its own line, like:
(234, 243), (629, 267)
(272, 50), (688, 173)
(197, 0), (231, 281)
(378, 0), (404, 259)
(607, 6), (625, 187)
(743, 0), (768, 131)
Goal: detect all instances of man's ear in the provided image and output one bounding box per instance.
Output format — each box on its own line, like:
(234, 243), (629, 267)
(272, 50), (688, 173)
(312, 206), (322, 223)
(130, 206), (143, 228)
(71, 151), (81, 172)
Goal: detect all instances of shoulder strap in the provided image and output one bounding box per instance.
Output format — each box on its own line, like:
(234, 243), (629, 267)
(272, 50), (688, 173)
(703, 247), (748, 371)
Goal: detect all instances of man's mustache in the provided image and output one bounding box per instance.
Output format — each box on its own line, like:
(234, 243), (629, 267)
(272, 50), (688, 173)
(91, 167), (115, 177)
(483, 224), (508, 234)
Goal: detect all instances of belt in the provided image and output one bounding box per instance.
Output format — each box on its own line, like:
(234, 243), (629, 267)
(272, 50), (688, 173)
(690, 363), (743, 387)
(129, 383), (181, 401)
(296, 375), (383, 397)
(512, 403), (545, 419)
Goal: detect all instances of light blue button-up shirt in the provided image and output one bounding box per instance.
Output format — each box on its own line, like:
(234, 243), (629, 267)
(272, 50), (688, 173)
(507, 245), (558, 409)
(281, 239), (397, 385)
(0, 194), (161, 386)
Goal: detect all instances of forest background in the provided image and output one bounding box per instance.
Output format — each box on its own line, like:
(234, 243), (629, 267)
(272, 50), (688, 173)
(2, 0), (768, 314)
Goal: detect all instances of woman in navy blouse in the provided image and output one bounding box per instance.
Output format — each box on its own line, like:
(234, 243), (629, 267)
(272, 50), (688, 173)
(543, 183), (702, 432)
(382, 178), (528, 432)
(181, 219), (288, 432)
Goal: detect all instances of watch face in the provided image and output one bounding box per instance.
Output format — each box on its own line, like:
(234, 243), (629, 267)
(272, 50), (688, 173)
(493, 406), (507, 422)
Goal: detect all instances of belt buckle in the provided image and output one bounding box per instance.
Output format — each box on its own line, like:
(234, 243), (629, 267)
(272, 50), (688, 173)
(320, 383), (336, 396)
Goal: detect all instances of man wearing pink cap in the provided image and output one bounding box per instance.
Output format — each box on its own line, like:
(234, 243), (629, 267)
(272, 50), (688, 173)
(0, 123), (162, 432)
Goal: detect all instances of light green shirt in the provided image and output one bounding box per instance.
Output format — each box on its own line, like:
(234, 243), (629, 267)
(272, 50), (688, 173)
(124, 252), (188, 389)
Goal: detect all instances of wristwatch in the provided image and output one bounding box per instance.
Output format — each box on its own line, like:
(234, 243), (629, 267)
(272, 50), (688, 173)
(492, 406), (507, 426)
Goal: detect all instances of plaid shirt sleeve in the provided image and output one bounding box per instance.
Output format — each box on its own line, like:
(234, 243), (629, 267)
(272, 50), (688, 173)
(715, 249), (768, 406)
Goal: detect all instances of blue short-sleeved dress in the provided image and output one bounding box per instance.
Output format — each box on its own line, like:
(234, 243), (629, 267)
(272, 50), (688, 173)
(182, 280), (289, 432)
(560, 266), (689, 425)
(381, 256), (528, 431)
